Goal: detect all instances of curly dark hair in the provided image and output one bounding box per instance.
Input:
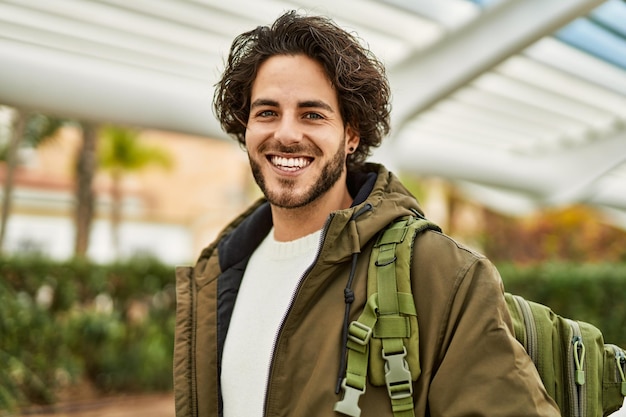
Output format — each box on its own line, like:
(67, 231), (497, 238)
(213, 10), (391, 171)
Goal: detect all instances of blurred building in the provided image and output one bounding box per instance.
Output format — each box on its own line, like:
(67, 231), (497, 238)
(0, 126), (256, 265)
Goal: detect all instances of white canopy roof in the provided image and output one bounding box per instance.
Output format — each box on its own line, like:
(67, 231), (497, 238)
(1, 0), (625, 225)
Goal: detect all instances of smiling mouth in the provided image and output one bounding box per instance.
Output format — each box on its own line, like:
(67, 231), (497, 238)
(269, 155), (312, 171)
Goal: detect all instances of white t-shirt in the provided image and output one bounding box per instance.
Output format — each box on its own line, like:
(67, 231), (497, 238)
(221, 228), (322, 417)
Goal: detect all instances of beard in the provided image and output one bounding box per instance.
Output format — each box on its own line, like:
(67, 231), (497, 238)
(249, 140), (346, 209)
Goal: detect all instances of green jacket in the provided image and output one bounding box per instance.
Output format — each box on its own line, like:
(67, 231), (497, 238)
(174, 163), (560, 417)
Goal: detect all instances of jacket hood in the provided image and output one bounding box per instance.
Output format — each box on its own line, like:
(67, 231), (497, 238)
(319, 163), (423, 264)
(195, 163), (423, 281)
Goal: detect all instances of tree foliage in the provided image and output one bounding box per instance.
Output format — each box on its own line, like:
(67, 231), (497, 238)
(97, 125), (174, 258)
(481, 205), (626, 264)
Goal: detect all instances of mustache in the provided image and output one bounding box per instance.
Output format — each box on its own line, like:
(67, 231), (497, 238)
(258, 141), (322, 156)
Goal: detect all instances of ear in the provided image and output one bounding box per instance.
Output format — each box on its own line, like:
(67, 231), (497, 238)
(345, 125), (360, 154)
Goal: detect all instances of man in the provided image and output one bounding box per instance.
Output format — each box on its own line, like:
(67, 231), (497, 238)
(173, 10), (560, 417)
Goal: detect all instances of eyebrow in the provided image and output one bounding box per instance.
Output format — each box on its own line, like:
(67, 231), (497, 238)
(250, 98), (335, 113)
(250, 98), (278, 109)
(299, 100), (334, 113)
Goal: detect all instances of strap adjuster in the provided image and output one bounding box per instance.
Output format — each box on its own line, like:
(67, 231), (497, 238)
(348, 321), (373, 346)
(383, 347), (413, 400)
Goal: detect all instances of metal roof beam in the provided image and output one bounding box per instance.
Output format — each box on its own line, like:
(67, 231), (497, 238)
(393, 127), (626, 208)
(388, 0), (607, 132)
(0, 37), (225, 139)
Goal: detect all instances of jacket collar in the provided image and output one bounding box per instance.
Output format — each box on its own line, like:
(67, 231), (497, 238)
(214, 163), (422, 272)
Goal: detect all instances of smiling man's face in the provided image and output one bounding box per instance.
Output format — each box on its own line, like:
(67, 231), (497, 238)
(245, 54), (359, 209)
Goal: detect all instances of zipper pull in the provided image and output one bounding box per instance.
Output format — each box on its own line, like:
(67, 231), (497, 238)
(573, 336), (586, 386)
(616, 349), (626, 395)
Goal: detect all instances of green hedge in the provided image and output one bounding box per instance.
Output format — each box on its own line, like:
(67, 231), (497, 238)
(0, 255), (176, 412)
(498, 262), (626, 348)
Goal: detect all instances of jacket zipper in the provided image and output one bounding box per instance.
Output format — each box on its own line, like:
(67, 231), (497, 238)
(566, 319), (586, 417)
(262, 214), (335, 416)
(186, 267), (199, 417)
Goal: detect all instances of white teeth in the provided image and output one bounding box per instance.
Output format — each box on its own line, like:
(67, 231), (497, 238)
(270, 156), (310, 169)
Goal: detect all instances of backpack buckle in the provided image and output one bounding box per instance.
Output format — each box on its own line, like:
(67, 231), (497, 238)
(383, 347), (413, 400)
(334, 378), (366, 417)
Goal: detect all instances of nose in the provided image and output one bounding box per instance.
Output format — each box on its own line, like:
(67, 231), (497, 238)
(274, 114), (303, 145)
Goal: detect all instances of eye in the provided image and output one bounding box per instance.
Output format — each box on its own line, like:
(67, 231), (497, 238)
(259, 110), (276, 117)
(304, 112), (324, 120)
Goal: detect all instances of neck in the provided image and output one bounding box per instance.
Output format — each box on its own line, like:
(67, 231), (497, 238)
(271, 186), (353, 242)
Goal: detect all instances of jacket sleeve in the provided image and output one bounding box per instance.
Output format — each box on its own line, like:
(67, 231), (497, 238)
(426, 256), (561, 416)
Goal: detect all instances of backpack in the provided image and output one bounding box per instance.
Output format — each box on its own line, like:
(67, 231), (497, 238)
(335, 215), (626, 417)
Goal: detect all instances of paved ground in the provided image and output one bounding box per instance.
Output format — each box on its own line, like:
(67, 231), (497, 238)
(18, 393), (175, 417)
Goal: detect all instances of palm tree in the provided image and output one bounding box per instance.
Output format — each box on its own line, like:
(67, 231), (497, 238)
(74, 122), (98, 258)
(98, 125), (173, 258)
(0, 110), (65, 254)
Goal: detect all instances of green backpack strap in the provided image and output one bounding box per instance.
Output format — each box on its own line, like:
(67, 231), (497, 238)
(334, 215), (441, 417)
